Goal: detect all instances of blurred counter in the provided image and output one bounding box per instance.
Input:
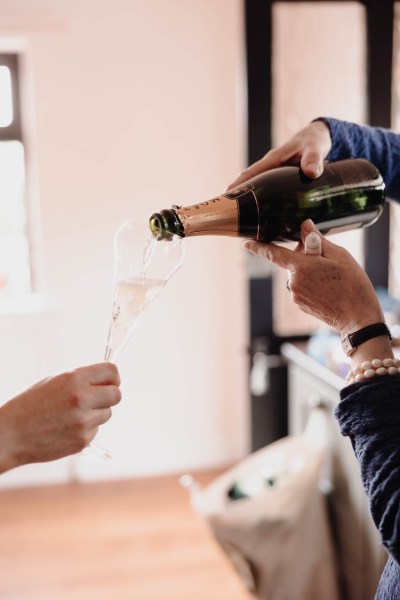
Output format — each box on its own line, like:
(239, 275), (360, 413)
(281, 340), (387, 600)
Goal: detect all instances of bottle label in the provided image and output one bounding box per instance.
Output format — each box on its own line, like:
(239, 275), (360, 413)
(225, 184), (260, 239)
(176, 195), (240, 236)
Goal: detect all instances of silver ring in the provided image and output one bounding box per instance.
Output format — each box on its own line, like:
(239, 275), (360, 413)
(285, 279), (290, 292)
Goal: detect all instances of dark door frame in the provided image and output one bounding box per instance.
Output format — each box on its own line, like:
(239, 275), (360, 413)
(245, 0), (395, 340)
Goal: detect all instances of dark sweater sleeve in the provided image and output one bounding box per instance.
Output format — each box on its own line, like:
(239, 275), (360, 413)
(335, 378), (400, 563)
(316, 117), (400, 202)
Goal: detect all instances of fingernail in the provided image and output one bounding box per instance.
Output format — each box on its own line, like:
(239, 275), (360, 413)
(305, 232), (322, 255)
(307, 162), (321, 177)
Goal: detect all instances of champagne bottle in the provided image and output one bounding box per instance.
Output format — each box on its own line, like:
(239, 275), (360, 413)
(149, 158), (385, 243)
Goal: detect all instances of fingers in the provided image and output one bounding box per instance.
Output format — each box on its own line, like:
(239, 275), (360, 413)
(226, 146), (290, 190)
(75, 362), (121, 386)
(63, 363), (122, 411)
(299, 120), (331, 177)
(226, 145), (323, 190)
(243, 220), (326, 267)
(85, 426), (100, 445)
(92, 407), (113, 426)
(243, 240), (298, 271)
(301, 220), (323, 255)
(226, 162), (265, 191)
(301, 218), (319, 236)
(90, 384), (122, 409)
(227, 121), (331, 190)
(300, 219), (342, 259)
(83, 409), (113, 433)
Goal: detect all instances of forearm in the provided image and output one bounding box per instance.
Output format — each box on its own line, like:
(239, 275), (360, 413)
(335, 377), (400, 562)
(0, 404), (20, 474)
(316, 117), (400, 202)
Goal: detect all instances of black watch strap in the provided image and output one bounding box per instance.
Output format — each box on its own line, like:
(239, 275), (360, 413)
(341, 323), (392, 356)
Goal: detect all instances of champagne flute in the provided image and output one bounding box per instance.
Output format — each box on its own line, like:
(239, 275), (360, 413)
(104, 218), (184, 361)
(81, 219), (184, 460)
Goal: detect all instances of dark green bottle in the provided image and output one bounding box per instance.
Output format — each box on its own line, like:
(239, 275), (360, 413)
(149, 158), (385, 242)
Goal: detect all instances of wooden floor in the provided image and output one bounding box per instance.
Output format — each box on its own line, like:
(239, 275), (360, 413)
(0, 471), (251, 600)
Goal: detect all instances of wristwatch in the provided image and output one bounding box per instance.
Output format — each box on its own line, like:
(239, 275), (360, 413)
(341, 323), (392, 356)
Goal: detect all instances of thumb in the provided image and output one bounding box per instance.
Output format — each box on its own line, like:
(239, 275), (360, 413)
(243, 240), (298, 270)
(300, 219), (341, 257)
(301, 219), (324, 255)
(300, 150), (324, 179)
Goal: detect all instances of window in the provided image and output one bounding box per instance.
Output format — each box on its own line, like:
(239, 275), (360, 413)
(0, 53), (32, 297)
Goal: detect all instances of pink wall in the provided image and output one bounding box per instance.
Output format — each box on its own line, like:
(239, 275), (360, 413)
(0, 0), (248, 486)
(271, 1), (367, 336)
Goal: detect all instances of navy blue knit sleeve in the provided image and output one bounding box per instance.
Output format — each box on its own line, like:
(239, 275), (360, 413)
(335, 378), (400, 563)
(315, 117), (400, 202)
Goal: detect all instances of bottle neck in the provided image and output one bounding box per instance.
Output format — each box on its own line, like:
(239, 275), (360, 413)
(175, 195), (240, 237)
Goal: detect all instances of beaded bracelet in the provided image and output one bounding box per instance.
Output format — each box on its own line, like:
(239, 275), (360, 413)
(345, 357), (400, 385)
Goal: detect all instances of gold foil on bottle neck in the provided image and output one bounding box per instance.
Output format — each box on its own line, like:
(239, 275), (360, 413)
(176, 195), (239, 237)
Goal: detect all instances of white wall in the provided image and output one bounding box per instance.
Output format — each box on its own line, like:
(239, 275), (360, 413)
(0, 0), (249, 487)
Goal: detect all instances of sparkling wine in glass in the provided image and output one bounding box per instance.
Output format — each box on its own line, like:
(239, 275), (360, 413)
(81, 219), (184, 461)
(104, 218), (184, 362)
